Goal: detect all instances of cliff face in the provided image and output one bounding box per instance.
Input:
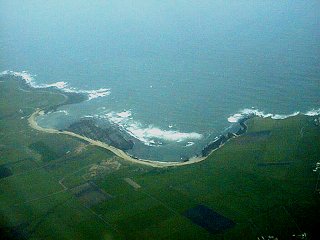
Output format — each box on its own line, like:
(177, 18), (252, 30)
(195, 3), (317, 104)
(67, 119), (134, 151)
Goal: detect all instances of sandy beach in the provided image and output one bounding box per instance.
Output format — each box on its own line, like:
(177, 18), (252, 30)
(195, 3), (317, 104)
(28, 109), (211, 168)
(27, 108), (246, 168)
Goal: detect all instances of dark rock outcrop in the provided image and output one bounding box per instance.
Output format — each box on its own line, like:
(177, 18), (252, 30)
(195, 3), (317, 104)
(201, 117), (250, 157)
(202, 135), (228, 157)
(67, 119), (134, 151)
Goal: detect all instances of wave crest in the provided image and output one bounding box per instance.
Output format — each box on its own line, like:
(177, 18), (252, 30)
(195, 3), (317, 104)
(228, 108), (319, 123)
(99, 110), (202, 146)
(1, 70), (110, 101)
(305, 108), (320, 116)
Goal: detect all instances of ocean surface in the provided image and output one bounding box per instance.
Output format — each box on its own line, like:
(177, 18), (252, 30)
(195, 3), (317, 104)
(1, 1), (319, 161)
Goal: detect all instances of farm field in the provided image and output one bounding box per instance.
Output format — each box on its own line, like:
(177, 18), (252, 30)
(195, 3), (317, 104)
(0, 76), (319, 239)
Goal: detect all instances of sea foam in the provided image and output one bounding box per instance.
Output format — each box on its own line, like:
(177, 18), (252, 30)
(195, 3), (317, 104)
(185, 142), (195, 147)
(100, 110), (203, 146)
(55, 110), (69, 115)
(228, 108), (318, 123)
(1, 70), (110, 101)
(305, 108), (320, 116)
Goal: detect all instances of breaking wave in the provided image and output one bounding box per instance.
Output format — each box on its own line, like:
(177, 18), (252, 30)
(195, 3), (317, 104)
(54, 110), (69, 115)
(1, 70), (110, 101)
(97, 110), (203, 146)
(185, 142), (195, 147)
(228, 108), (319, 123)
(305, 108), (320, 116)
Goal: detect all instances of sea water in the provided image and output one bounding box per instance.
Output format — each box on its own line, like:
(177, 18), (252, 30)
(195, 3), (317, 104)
(1, 1), (319, 161)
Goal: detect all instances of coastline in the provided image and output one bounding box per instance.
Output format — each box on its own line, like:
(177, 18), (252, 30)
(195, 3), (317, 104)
(4, 72), (318, 166)
(8, 71), (244, 165)
(28, 109), (246, 168)
(1, 72), (249, 167)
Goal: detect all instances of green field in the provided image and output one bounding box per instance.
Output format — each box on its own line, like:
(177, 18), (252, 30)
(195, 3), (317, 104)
(0, 77), (319, 239)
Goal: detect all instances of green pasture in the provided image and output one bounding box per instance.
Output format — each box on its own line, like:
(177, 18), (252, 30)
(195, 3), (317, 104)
(0, 76), (319, 239)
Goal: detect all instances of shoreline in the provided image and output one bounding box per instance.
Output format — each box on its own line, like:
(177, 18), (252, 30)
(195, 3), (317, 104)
(28, 109), (245, 168)
(6, 73), (318, 167)
(1, 72), (253, 161)
(14, 73), (246, 166)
